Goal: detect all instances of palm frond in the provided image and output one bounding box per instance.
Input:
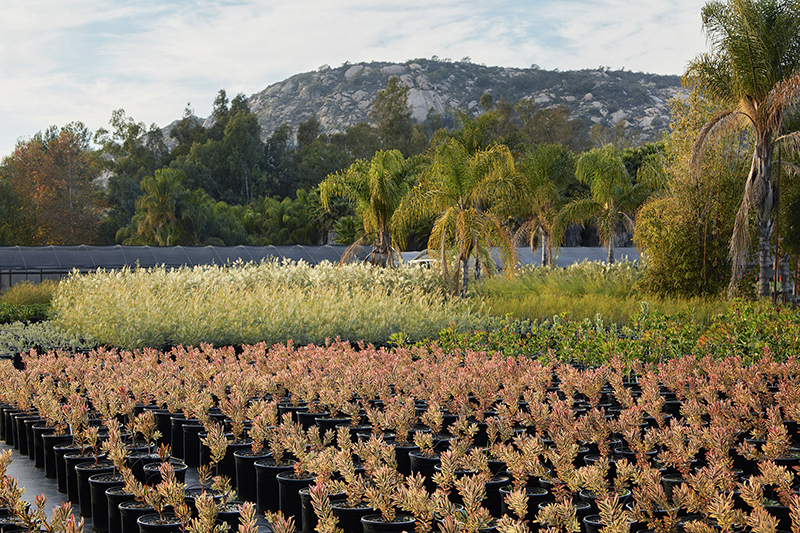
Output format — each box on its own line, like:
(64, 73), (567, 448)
(690, 110), (747, 174)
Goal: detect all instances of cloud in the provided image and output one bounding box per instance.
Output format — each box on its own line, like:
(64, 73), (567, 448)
(0, 0), (708, 158)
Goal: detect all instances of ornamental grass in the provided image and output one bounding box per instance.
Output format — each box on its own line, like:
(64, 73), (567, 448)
(52, 260), (478, 349)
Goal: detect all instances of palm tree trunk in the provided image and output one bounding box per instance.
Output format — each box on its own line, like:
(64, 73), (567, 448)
(756, 139), (775, 299)
(462, 256), (469, 298)
(541, 230), (550, 267)
(607, 235), (615, 264)
(781, 252), (792, 303)
(757, 221), (772, 298)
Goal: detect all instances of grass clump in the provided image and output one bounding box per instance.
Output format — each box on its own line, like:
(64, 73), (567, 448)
(0, 281), (58, 324)
(1, 280), (59, 305)
(475, 260), (727, 325)
(53, 260), (479, 349)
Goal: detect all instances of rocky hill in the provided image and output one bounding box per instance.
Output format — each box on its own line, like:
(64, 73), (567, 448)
(241, 59), (686, 144)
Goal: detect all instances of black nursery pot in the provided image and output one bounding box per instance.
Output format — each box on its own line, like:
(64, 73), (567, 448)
(276, 471), (315, 524)
(75, 460), (114, 517)
(583, 514), (604, 533)
(234, 449), (271, 504)
(169, 414), (188, 460)
(499, 486), (551, 522)
(56, 445), (91, 493)
(88, 473), (124, 533)
(332, 503), (375, 533)
(300, 488), (346, 533)
(107, 486), (136, 533)
(217, 439), (253, 490)
(127, 451), (160, 483)
(408, 451), (440, 491)
(42, 433), (72, 479)
(182, 423), (205, 468)
(142, 459), (188, 485)
(217, 502), (243, 532)
(137, 512), (183, 533)
(14, 414), (39, 455)
(118, 500), (155, 533)
(485, 474), (511, 519)
(64, 453), (103, 505)
(24, 417), (40, 461)
(360, 514), (416, 533)
(255, 459), (294, 514)
(31, 423), (54, 468)
(394, 443), (420, 477)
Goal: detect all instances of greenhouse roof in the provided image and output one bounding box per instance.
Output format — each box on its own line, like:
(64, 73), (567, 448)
(0, 245), (367, 272)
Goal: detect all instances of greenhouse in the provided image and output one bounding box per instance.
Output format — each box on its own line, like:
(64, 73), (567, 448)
(0, 244), (370, 290)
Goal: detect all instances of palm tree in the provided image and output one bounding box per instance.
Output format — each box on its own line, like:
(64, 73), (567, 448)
(684, 0), (800, 298)
(129, 168), (186, 246)
(320, 150), (412, 266)
(554, 145), (645, 264)
(395, 140), (518, 296)
(513, 144), (576, 267)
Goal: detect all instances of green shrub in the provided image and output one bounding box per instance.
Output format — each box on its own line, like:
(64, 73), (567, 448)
(474, 260), (727, 325)
(0, 304), (52, 324)
(1, 280), (59, 305)
(0, 321), (96, 356)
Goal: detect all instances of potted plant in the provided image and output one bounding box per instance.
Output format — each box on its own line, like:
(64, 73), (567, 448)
(136, 462), (192, 533)
(235, 399), (277, 503)
(361, 465), (416, 533)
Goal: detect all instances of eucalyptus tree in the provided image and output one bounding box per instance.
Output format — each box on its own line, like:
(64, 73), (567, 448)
(395, 140), (518, 296)
(320, 150), (413, 266)
(513, 144), (576, 267)
(683, 0), (800, 298)
(554, 145), (647, 264)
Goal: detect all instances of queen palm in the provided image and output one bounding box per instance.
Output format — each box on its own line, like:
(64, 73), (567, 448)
(554, 145), (645, 264)
(684, 0), (800, 297)
(395, 140), (518, 296)
(513, 144), (576, 267)
(320, 150), (412, 266)
(128, 168), (186, 246)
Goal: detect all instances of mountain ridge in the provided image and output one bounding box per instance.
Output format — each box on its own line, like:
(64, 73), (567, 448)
(232, 59), (686, 144)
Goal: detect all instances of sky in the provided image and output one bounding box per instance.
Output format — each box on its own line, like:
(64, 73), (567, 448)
(0, 0), (709, 159)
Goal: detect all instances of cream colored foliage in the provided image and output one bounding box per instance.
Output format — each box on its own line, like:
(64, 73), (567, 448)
(53, 260), (477, 349)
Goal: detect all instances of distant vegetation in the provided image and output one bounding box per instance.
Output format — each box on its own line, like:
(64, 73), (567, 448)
(1, 11), (799, 306)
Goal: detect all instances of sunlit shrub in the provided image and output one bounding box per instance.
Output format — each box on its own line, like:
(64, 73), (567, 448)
(52, 260), (478, 349)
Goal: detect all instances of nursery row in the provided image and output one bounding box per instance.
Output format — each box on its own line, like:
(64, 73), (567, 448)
(1, 344), (800, 533)
(51, 261), (472, 350)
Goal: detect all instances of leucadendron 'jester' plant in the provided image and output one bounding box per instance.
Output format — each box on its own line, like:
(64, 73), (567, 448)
(10, 336), (800, 533)
(0, 449), (85, 532)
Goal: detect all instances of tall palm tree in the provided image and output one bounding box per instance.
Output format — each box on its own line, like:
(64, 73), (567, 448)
(684, 0), (800, 297)
(554, 145), (645, 264)
(513, 144), (576, 267)
(395, 140), (518, 296)
(320, 150), (412, 266)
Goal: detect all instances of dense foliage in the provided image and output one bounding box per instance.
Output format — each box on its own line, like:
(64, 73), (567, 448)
(1, 1), (799, 300)
(52, 260), (475, 349)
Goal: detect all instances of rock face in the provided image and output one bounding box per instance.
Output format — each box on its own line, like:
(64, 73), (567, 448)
(243, 60), (685, 143)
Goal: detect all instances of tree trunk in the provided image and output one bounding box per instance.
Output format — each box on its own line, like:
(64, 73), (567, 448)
(541, 230), (550, 267)
(461, 256), (469, 298)
(607, 235), (615, 264)
(756, 139), (775, 299)
(781, 252), (792, 303)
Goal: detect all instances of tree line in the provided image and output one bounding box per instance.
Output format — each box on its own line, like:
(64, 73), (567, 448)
(0, 77), (614, 251)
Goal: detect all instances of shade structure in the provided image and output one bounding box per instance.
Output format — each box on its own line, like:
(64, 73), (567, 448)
(0, 245), (370, 290)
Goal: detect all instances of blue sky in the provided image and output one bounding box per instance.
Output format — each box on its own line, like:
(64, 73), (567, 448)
(0, 0), (707, 158)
